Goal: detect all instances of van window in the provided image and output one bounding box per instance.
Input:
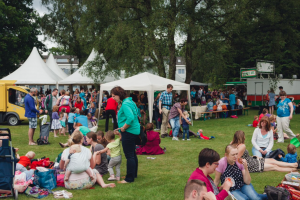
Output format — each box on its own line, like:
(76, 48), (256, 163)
(8, 89), (26, 108)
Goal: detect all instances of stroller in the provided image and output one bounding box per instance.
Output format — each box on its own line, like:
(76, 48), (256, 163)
(0, 128), (18, 199)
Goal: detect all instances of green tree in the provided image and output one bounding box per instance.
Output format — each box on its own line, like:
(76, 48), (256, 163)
(0, 0), (45, 78)
(48, 46), (70, 55)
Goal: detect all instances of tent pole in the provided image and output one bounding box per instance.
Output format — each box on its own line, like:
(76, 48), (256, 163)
(98, 88), (103, 120)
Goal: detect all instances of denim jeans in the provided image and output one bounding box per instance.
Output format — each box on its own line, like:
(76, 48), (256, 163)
(230, 104), (235, 110)
(231, 183), (268, 200)
(154, 107), (161, 129)
(169, 115), (180, 137)
(252, 147), (271, 158)
(121, 131), (138, 182)
(182, 127), (189, 139)
(68, 123), (74, 135)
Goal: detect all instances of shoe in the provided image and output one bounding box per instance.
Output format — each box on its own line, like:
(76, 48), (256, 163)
(108, 177), (117, 181)
(172, 137), (178, 141)
(161, 134), (166, 138)
(182, 139), (185, 141)
(187, 139), (191, 141)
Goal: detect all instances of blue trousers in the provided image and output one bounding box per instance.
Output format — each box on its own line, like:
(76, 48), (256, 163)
(231, 183), (268, 200)
(182, 127), (189, 139)
(252, 147), (271, 158)
(169, 115), (180, 137)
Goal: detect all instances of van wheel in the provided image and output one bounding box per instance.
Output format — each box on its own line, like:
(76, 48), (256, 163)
(7, 115), (19, 126)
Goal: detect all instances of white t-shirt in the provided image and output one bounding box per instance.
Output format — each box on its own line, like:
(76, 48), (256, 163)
(251, 128), (274, 152)
(62, 146), (91, 174)
(238, 99), (243, 107)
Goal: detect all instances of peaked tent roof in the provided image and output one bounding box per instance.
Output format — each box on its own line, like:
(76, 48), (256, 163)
(59, 49), (118, 84)
(2, 47), (61, 84)
(100, 72), (190, 91)
(46, 54), (68, 79)
(99, 72), (192, 123)
(190, 80), (208, 86)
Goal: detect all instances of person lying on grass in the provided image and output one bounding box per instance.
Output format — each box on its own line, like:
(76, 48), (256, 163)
(59, 130), (115, 189)
(231, 130), (300, 173)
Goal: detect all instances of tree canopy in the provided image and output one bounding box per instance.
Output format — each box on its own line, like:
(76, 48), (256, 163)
(0, 0), (45, 78)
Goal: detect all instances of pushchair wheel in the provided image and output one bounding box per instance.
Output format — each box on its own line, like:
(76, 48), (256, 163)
(14, 190), (18, 200)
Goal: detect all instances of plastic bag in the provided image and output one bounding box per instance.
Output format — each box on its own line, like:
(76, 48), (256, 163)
(39, 115), (48, 126)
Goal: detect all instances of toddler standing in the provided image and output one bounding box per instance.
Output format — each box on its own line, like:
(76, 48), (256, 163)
(68, 108), (76, 136)
(97, 130), (122, 181)
(51, 105), (62, 137)
(278, 144), (297, 163)
(16, 151), (35, 172)
(182, 111), (191, 141)
(59, 108), (67, 136)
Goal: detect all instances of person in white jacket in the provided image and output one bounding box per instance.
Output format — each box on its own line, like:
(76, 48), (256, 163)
(251, 116), (273, 157)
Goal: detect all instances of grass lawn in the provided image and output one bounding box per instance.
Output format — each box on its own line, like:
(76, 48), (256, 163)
(1, 109), (300, 200)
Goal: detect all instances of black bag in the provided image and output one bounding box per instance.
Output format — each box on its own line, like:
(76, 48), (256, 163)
(264, 185), (290, 200)
(266, 148), (285, 160)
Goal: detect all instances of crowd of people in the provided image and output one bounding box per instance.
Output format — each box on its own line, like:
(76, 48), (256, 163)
(19, 83), (299, 199)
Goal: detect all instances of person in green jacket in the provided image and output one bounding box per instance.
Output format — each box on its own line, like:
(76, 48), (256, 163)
(44, 89), (58, 129)
(111, 86), (140, 184)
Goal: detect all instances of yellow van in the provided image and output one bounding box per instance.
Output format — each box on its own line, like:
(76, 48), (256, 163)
(0, 80), (29, 125)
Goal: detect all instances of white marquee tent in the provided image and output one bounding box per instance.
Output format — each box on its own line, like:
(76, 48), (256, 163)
(59, 49), (118, 85)
(46, 54), (68, 79)
(99, 72), (192, 123)
(2, 47), (61, 86)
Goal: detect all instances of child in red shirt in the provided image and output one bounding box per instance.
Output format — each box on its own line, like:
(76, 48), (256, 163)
(16, 151), (35, 172)
(253, 116), (258, 127)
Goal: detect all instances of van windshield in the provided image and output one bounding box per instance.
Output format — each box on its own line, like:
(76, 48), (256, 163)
(9, 89), (27, 108)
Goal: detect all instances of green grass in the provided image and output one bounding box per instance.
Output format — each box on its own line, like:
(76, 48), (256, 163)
(1, 109), (300, 199)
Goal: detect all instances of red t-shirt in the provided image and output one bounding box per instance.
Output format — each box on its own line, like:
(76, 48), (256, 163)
(253, 120), (258, 127)
(105, 98), (118, 114)
(74, 101), (84, 111)
(258, 113), (264, 123)
(18, 156), (31, 167)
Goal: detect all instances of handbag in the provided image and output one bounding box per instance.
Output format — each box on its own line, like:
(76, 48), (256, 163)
(34, 169), (57, 190)
(264, 185), (290, 200)
(266, 148), (285, 160)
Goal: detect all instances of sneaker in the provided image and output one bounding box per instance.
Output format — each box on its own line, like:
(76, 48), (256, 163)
(172, 137), (179, 141)
(161, 134), (166, 138)
(182, 139), (185, 141)
(187, 139), (191, 141)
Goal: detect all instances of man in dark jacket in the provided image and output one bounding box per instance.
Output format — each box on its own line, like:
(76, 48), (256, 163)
(24, 88), (42, 145)
(44, 88), (58, 129)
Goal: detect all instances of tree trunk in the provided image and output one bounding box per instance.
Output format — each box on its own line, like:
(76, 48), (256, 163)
(168, 0), (177, 80)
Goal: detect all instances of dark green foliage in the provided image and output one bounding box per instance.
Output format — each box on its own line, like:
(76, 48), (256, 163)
(0, 0), (45, 78)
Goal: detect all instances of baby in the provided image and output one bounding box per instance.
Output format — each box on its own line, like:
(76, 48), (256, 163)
(197, 129), (215, 140)
(64, 144), (94, 181)
(16, 151), (35, 172)
(278, 144), (297, 163)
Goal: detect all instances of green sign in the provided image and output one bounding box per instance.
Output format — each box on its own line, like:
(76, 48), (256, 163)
(241, 69), (257, 78)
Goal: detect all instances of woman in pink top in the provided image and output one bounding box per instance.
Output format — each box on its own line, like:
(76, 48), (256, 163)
(136, 123), (165, 155)
(188, 148), (231, 200)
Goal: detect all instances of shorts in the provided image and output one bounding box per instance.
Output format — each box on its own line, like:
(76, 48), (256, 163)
(28, 117), (37, 129)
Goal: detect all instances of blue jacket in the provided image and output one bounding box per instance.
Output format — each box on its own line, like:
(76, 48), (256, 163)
(24, 94), (39, 118)
(280, 152), (297, 163)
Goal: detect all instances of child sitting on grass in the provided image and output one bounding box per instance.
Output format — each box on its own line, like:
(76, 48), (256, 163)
(64, 144), (94, 181)
(182, 111), (192, 141)
(252, 116), (258, 128)
(96, 130), (122, 181)
(16, 151), (35, 172)
(278, 144), (297, 163)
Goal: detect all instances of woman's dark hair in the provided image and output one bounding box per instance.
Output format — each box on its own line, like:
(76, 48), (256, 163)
(180, 98), (188, 103)
(270, 88), (274, 93)
(96, 130), (108, 147)
(279, 91), (287, 96)
(262, 108), (268, 114)
(259, 116), (271, 132)
(146, 123), (154, 131)
(111, 86), (127, 100)
(86, 132), (97, 142)
(198, 148), (220, 167)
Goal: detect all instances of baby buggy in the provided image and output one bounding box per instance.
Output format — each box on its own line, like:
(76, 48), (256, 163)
(0, 128), (18, 199)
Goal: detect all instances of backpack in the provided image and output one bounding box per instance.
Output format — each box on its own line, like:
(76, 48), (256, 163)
(266, 148), (285, 160)
(41, 97), (46, 109)
(264, 185), (290, 200)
